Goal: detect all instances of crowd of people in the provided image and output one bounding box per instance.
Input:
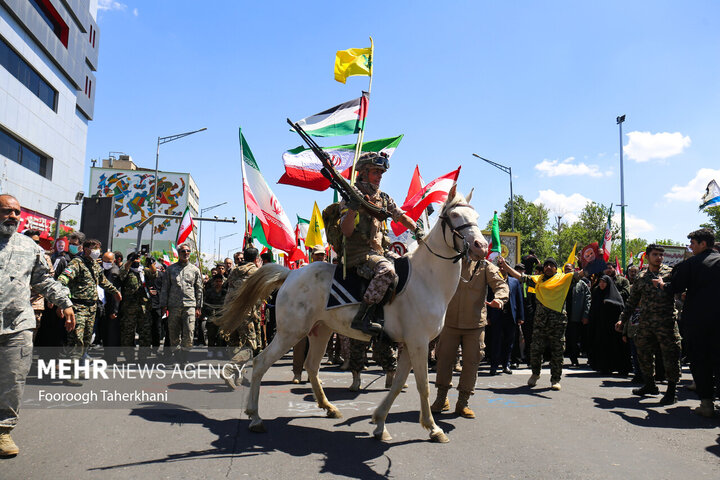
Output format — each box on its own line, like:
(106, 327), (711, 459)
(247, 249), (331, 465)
(2, 171), (719, 457)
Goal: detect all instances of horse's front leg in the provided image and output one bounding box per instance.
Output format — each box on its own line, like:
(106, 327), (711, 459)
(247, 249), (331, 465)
(372, 344), (411, 441)
(407, 340), (449, 443)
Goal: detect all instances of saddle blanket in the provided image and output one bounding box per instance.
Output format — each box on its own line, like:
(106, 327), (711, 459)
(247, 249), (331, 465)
(326, 256), (410, 310)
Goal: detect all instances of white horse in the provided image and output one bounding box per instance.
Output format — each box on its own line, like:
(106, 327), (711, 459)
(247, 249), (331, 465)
(217, 186), (487, 442)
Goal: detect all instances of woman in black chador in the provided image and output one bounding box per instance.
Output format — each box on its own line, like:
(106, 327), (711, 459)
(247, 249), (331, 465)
(588, 275), (631, 375)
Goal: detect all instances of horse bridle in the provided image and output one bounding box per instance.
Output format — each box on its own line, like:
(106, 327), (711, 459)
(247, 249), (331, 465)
(419, 202), (477, 263)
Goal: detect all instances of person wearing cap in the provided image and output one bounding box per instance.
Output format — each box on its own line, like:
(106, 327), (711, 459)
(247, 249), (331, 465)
(311, 245), (326, 263)
(119, 252), (152, 362)
(339, 152), (417, 336)
(499, 256), (575, 391)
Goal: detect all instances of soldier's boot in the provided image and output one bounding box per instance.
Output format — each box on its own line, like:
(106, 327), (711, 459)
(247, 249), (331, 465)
(350, 302), (382, 336)
(527, 374), (540, 387)
(0, 428), (19, 457)
(430, 386), (450, 413)
(632, 382), (659, 396)
(694, 399), (715, 418)
(454, 391), (475, 419)
(349, 371), (361, 391)
(660, 381), (678, 405)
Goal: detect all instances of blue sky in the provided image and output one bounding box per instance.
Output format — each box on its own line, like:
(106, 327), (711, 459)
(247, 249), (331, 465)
(88, 1), (720, 256)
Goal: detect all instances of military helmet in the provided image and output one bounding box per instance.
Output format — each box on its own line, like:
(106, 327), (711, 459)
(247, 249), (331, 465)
(355, 152), (389, 172)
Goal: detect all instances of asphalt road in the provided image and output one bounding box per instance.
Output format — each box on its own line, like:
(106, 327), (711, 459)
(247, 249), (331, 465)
(3, 351), (719, 479)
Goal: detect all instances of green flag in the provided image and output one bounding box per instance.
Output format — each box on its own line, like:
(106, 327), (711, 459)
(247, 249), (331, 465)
(490, 211), (501, 253)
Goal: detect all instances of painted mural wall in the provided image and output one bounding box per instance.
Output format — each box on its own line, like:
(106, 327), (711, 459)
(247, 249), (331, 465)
(89, 168), (191, 250)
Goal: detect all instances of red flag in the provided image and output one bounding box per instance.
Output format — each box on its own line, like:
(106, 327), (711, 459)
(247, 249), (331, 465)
(615, 257), (622, 276)
(403, 165), (424, 206)
(391, 167), (461, 235)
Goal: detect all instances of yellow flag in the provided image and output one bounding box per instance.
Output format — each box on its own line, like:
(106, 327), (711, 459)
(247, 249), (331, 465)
(566, 242), (577, 267)
(529, 272), (574, 313)
(305, 202), (326, 247)
(334, 47), (372, 84)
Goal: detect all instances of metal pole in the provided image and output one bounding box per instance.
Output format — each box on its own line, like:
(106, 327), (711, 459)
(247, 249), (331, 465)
(53, 204), (61, 239)
(617, 115), (627, 271)
(151, 137), (160, 254)
(509, 167), (514, 232)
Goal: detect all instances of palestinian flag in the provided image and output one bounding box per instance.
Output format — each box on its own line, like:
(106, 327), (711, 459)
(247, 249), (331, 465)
(279, 135), (403, 191)
(391, 167), (461, 235)
(294, 93), (368, 137)
(240, 128), (295, 253)
(176, 207), (194, 245)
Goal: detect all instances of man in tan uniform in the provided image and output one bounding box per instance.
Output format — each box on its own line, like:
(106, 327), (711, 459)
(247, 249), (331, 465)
(431, 257), (508, 418)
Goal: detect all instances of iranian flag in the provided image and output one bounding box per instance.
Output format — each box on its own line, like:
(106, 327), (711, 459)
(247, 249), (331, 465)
(391, 167), (461, 235)
(293, 93), (368, 137)
(295, 215), (310, 243)
(240, 128), (295, 253)
(278, 135), (403, 191)
(176, 207), (194, 245)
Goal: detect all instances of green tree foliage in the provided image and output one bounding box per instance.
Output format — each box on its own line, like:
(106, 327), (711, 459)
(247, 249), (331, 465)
(700, 206), (720, 233)
(654, 238), (684, 246)
(610, 237), (647, 264)
(490, 195), (553, 258)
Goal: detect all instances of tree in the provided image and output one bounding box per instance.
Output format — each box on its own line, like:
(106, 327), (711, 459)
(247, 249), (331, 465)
(491, 195), (554, 259)
(611, 237), (647, 264)
(700, 206), (720, 234)
(654, 238), (684, 246)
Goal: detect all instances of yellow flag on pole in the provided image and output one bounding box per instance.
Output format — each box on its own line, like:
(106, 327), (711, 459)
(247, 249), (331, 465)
(305, 202), (326, 247)
(566, 242), (577, 267)
(334, 47), (372, 84)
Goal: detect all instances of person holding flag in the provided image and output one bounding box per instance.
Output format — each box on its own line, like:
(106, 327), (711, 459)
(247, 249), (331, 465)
(340, 152), (417, 335)
(498, 253), (577, 391)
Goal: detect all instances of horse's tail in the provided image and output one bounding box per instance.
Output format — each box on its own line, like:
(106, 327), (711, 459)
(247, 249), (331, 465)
(215, 264), (291, 333)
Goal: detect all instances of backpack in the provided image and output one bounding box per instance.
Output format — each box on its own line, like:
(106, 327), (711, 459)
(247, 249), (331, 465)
(322, 202), (344, 255)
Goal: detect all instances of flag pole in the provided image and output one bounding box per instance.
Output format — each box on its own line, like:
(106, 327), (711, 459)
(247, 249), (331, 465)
(191, 224), (203, 272)
(239, 127), (249, 239)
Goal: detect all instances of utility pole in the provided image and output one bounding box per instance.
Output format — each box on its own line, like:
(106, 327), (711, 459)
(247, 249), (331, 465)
(617, 115), (627, 270)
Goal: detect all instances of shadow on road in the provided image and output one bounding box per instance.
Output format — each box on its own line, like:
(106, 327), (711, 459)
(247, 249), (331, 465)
(88, 402), (440, 478)
(479, 385), (552, 399)
(592, 395), (718, 431)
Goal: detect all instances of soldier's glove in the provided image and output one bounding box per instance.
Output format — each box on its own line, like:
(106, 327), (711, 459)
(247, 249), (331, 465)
(413, 225), (424, 241)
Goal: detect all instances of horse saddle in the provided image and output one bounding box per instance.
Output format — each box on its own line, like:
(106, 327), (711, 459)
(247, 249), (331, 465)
(326, 256), (410, 311)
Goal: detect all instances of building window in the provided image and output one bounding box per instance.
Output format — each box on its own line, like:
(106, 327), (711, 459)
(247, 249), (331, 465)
(29, 0), (69, 47)
(0, 127), (53, 180)
(0, 36), (58, 111)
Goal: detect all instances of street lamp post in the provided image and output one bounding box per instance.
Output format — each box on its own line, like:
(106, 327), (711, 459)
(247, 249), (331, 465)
(199, 201), (227, 259)
(53, 191), (84, 239)
(473, 154), (514, 231)
(617, 115), (627, 271)
(150, 127), (207, 253)
(218, 232), (238, 262)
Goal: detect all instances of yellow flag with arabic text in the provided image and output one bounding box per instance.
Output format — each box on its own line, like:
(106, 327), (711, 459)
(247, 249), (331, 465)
(334, 47), (372, 83)
(305, 202), (326, 248)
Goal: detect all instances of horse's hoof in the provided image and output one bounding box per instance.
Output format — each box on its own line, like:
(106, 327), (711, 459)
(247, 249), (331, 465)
(373, 430), (392, 442)
(326, 409), (342, 419)
(429, 431), (449, 443)
(249, 421), (266, 433)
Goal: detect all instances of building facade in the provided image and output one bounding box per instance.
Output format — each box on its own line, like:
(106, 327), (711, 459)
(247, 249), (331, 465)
(0, 0), (99, 227)
(89, 158), (200, 255)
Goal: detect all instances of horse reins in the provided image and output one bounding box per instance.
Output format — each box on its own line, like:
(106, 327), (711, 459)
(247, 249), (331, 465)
(418, 202), (476, 263)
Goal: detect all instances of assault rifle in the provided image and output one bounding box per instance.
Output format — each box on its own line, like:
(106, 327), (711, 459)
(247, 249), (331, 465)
(286, 118), (391, 221)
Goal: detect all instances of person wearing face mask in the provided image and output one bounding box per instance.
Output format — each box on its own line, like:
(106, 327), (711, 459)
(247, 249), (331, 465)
(119, 252), (152, 362)
(100, 251), (122, 363)
(58, 239), (122, 384)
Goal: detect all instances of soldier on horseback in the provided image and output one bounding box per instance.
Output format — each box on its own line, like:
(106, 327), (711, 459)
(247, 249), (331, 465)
(340, 152), (418, 335)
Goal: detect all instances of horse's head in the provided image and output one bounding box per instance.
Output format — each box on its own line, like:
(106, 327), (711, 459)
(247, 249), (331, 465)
(437, 185), (488, 260)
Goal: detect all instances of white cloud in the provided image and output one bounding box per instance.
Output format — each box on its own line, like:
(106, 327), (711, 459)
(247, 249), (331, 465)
(533, 189), (592, 223)
(133, 8), (139, 16)
(664, 168), (720, 202)
(612, 213), (654, 238)
(624, 131), (691, 163)
(98, 0), (127, 12)
(534, 157), (607, 178)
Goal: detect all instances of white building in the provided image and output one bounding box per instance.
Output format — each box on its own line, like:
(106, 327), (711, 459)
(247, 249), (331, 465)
(0, 0), (99, 230)
(89, 156), (200, 255)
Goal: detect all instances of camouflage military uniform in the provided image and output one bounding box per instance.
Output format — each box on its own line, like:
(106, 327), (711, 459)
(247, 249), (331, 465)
(521, 274), (568, 384)
(223, 262), (260, 360)
(619, 264), (681, 383)
(160, 261), (203, 350)
(118, 269), (151, 348)
(348, 337), (397, 372)
(1, 232), (72, 430)
(341, 182), (405, 304)
(58, 256), (120, 359)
